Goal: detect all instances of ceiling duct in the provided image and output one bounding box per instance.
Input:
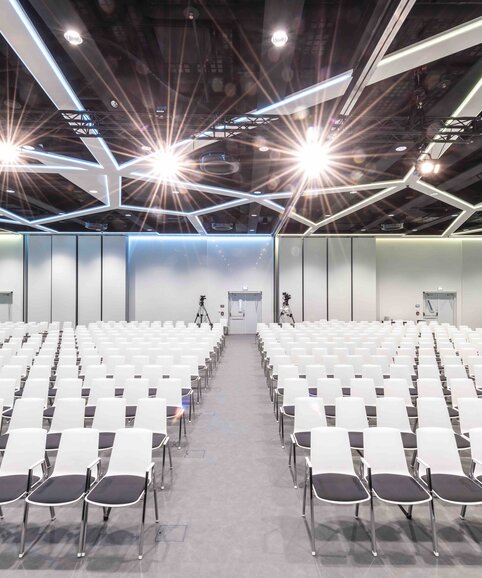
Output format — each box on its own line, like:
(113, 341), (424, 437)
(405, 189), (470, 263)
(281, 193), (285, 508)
(200, 151), (240, 175)
(84, 221), (108, 232)
(211, 222), (233, 231)
(380, 222), (404, 231)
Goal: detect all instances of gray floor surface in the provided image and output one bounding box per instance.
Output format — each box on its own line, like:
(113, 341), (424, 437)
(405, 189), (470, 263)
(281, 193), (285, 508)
(1, 334), (482, 577)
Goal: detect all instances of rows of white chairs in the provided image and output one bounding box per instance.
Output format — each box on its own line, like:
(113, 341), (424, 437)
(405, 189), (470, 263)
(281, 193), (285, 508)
(0, 321), (225, 559)
(257, 320), (482, 557)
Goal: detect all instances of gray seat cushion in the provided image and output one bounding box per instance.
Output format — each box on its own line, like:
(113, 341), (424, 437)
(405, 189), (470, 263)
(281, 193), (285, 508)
(312, 473), (369, 502)
(422, 473), (482, 503)
(293, 431), (311, 448)
(28, 474), (87, 505)
(0, 474), (40, 504)
(348, 431), (364, 449)
(372, 473), (429, 503)
(86, 475), (145, 506)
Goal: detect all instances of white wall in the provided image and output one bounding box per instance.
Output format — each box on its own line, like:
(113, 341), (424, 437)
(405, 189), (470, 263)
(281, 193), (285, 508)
(0, 235), (23, 321)
(377, 238), (482, 327)
(128, 236), (274, 322)
(3, 233), (482, 328)
(51, 236), (76, 323)
(102, 236), (126, 321)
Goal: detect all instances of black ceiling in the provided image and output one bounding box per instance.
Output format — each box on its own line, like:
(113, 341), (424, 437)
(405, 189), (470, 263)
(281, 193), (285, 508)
(0, 0), (481, 235)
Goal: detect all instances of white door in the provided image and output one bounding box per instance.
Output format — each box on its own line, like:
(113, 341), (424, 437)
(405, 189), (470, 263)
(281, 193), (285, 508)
(228, 292), (262, 334)
(423, 292), (456, 325)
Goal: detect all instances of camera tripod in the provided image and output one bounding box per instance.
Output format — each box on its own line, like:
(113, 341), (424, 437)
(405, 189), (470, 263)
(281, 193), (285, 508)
(194, 300), (213, 328)
(279, 302), (295, 325)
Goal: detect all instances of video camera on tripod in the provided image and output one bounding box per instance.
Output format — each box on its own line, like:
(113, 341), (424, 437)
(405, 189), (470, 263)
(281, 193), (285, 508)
(282, 292), (291, 307)
(279, 291), (295, 325)
(194, 294), (213, 328)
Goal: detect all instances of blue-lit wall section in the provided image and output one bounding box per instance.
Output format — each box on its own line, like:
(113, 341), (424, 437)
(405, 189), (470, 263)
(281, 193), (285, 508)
(128, 236), (274, 322)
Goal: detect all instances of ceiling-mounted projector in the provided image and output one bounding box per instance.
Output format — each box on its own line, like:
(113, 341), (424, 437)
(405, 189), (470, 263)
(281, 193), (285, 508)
(380, 222), (404, 231)
(211, 222), (233, 231)
(200, 152), (240, 175)
(84, 221), (108, 232)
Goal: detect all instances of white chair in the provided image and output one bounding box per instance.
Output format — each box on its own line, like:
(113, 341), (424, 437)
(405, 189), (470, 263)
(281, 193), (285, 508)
(85, 378), (116, 418)
(362, 427), (434, 557)
(333, 364), (355, 388)
(349, 378), (377, 417)
(84, 429), (158, 559)
(0, 428), (47, 533)
(303, 427), (370, 557)
(417, 398), (469, 450)
(289, 397), (326, 488)
(156, 378), (186, 448)
(316, 377), (343, 418)
(279, 378), (310, 448)
(383, 378), (417, 418)
(335, 397), (368, 450)
(134, 398), (171, 488)
(416, 427), (482, 524)
(0, 379), (17, 411)
(458, 398), (482, 436)
(123, 378), (150, 418)
(46, 398), (86, 451)
(92, 397), (127, 450)
(361, 365), (384, 390)
(21, 429), (100, 558)
(304, 365), (326, 389)
(449, 378), (478, 409)
(376, 397), (416, 449)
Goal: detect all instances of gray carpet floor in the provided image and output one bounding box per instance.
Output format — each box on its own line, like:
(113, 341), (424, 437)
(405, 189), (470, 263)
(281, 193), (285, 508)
(0, 334), (481, 577)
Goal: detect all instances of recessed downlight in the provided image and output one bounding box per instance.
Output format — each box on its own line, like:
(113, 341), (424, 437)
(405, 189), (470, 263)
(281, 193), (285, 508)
(395, 145), (407, 152)
(271, 29), (288, 47)
(64, 30), (83, 45)
(22, 145), (35, 151)
(253, 190), (262, 195)
(259, 146), (269, 152)
(125, 213), (132, 217)
(6, 188), (15, 194)
(88, 189), (98, 194)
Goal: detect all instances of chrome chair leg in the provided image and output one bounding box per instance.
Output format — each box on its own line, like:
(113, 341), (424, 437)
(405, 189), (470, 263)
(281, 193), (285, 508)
(168, 442), (173, 469)
(18, 502), (29, 558)
(138, 482), (148, 560)
(370, 495), (378, 557)
(309, 478), (316, 556)
(152, 470), (160, 523)
(161, 445), (166, 489)
(429, 499), (439, 556)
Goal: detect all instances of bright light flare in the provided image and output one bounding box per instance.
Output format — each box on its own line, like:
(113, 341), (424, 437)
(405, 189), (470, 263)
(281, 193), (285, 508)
(0, 141), (20, 165)
(296, 139), (331, 178)
(151, 148), (182, 180)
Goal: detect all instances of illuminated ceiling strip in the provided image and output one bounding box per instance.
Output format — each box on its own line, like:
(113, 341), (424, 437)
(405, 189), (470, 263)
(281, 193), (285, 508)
(0, 165), (86, 172)
(188, 215), (207, 235)
(426, 74), (482, 159)
(2, 0), (118, 170)
(191, 199), (249, 216)
(23, 150), (103, 169)
(32, 205), (111, 225)
(120, 204), (187, 217)
(377, 17), (482, 68)
(308, 185), (404, 234)
(128, 172), (253, 200)
(453, 227), (482, 236)
(442, 210), (475, 237)
(411, 179), (475, 211)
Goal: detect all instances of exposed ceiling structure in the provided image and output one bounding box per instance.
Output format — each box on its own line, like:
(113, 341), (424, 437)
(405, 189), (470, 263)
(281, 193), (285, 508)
(0, 0), (481, 236)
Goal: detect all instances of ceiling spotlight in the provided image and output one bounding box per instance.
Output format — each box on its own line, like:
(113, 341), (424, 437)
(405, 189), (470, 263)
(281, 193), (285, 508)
(0, 141), (20, 165)
(395, 145), (407, 152)
(271, 29), (288, 47)
(152, 148), (181, 180)
(259, 145), (269, 152)
(110, 99), (119, 109)
(297, 131), (331, 178)
(64, 29), (83, 45)
(6, 188), (15, 194)
(417, 153), (440, 175)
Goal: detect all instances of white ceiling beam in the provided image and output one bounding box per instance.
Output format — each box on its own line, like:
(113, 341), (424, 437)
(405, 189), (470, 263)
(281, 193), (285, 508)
(442, 210), (475, 237)
(308, 184), (405, 234)
(0, 0), (117, 170)
(409, 178), (475, 211)
(188, 215), (207, 235)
